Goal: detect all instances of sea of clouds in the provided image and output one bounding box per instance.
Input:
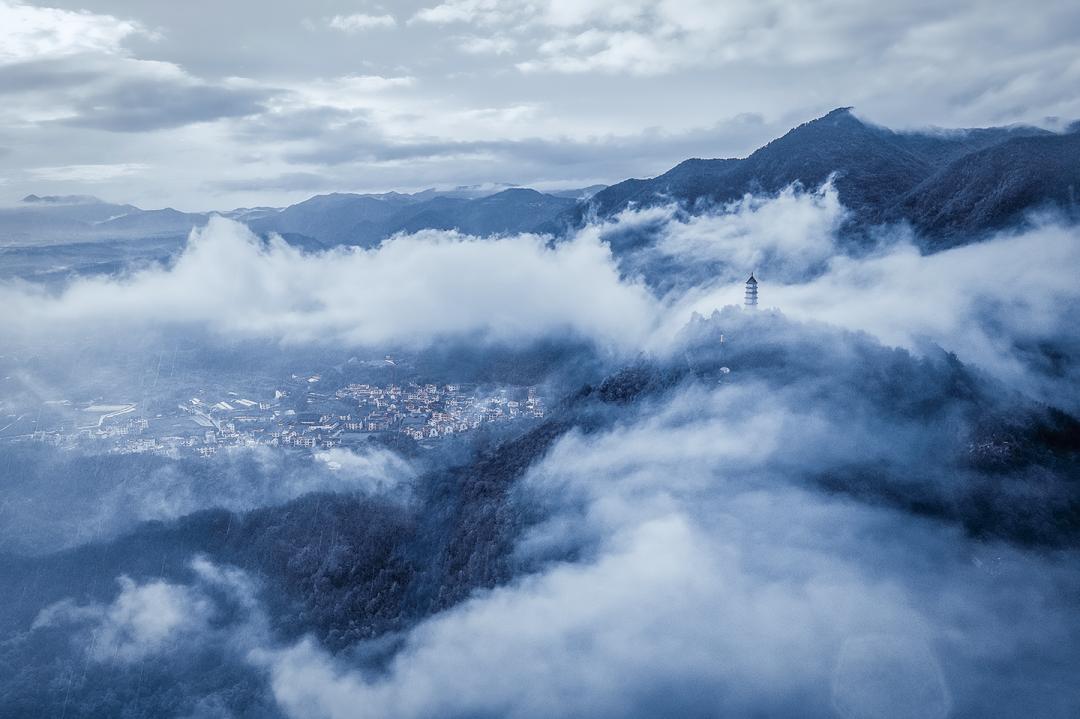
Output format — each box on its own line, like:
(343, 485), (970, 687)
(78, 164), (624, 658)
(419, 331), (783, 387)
(23, 377), (1078, 718)
(2, 181), (1078, 408)
(2, 184), (1079, 717)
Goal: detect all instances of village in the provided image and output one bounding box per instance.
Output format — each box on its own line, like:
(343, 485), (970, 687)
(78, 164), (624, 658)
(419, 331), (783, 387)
(12, 373), (546, 458)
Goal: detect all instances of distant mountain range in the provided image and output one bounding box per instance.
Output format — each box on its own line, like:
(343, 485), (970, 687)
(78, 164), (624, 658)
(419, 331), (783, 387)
(245, 187), (581, 248)
(0, 185), (598, 248)
(559, 108), (1080, 248)
(3, 108), (1078, 251)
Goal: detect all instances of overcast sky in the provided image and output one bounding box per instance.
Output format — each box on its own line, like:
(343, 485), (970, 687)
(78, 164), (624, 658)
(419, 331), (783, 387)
(1, 0), (1078, 210)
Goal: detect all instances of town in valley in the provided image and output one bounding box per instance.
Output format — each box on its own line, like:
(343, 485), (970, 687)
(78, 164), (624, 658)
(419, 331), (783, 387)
(0, 356), (546, 457)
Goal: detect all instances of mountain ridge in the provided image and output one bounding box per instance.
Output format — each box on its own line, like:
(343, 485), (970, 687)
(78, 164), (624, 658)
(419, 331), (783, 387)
(5, 108), (1078, 250)
(556, 107), (1071, 248)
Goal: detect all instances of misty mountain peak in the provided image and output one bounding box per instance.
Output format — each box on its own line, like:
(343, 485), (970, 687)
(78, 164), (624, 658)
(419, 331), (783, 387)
(816, 106), (860, 124)
(770, 106), (877, 146)
(21, 194), (105, 205)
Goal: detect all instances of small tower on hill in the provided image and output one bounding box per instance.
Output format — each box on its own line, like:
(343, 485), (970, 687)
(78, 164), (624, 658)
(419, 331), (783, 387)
(744, 272), (758, 309)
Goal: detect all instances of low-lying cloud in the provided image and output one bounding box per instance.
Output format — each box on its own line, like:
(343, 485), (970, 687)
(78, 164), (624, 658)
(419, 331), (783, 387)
(2, 200), (1078, 715)
(0, 216), (657, 350)
(3, 186), (1079, 411)
(252, 373), (1080, 718)
(0, 443), (416, 555)
(671, 217), (1080, 409)
(30, 556), (267, 664)
(34, 574), (215, 663)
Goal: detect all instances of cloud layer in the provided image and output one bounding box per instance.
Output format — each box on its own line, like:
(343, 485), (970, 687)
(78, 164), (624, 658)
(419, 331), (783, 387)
(1, 185), (1078, 717)
(22, 366), (1078, 718)
(0, 216), (658, 349)
(253, 374), (1080, 718)
(3, 185), (1079, 410)
(0, 443), (416, 555)
(2, 0), (1079, 208)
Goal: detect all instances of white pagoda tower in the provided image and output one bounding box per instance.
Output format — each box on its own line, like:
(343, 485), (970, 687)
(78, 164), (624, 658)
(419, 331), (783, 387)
(744, 272), (758, 309)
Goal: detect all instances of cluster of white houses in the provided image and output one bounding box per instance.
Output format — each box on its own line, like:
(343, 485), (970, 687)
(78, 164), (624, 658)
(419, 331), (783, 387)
(17, 380), (545, 457)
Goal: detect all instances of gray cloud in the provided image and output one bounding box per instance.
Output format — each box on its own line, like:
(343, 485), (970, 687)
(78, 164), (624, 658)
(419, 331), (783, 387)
(274, 113), (769, 167)
(215, 113), (773, 196)
(0, 11), (278, 137)
(210, 171), (345, 193)
(237, 105), (361, 143)
(412, 0), (1080, 87)
(59, 80), (274, 132)
(4, 0), (1078, 207)
(0, 59), (102, 95)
